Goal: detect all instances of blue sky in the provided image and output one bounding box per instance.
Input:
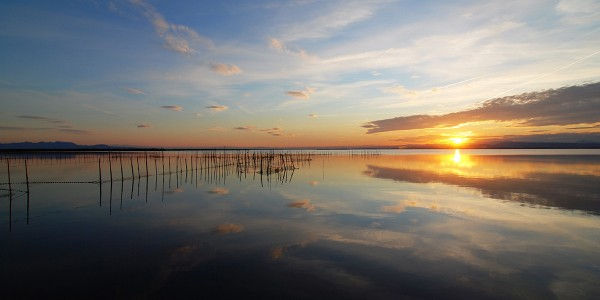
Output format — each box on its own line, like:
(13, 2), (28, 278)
(1, 0), (599, 147)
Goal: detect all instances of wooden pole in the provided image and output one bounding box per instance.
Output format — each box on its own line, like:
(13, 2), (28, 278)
(25, 158), (30, 224)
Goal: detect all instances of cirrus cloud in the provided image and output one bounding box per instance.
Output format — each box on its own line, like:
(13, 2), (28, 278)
(125, 87), (145, 95)
(161, 105), (183, 111)
(130, 0), (213, 55)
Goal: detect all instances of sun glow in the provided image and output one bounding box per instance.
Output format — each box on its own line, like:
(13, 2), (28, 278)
(449, 137), (468, 147)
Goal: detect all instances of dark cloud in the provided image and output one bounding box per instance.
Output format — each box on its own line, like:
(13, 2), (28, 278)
(0, 126), (51, 131)
(137, 124), (151, 128)
(365, 83), (600, 133)
(161, 105), (183, 111)
(206, 105), (228, 112)
(17, 115), (67, 124)
(59, 128), (91, 134)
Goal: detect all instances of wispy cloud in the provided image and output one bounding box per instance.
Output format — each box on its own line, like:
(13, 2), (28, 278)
(59, 128), (91, 134)
(130, 0), (213, 54)
(286, 87), (315, 100)
(210, 63), (242, 76)
(206, 105), (228, 112)
(137, 123), (151, 128)
(269, 38), (308, 58)
(387, 85), (418, 97)
(17, 115), (66, 124)
(279, 1), (380, 41)
(161, 105), (183, 111)
(234, 126), (254, 131)
(261, 127), (284, 136)
(365, 83), (600, 133)
(125, 87), (145, 95)
(308, 113), (318, 119)
(0, 126), (51, 131)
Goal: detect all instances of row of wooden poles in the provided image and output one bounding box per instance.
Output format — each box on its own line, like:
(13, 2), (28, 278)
(2, 157), (30, 232)
(1, 151), (320, 231)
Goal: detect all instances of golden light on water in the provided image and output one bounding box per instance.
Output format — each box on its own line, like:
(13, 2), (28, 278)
(453, 149), (461, 163)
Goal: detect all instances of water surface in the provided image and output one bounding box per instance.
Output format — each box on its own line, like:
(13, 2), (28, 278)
(1, 150), (600, 299)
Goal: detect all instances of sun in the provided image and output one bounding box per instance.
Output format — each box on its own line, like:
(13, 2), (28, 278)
(449, 137), (467, 147)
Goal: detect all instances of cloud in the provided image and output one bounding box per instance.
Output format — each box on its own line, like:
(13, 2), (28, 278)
(387, 85), (417, 97)
(59, 128), (90, 134)
(286, 87), (315, 100)
(130, 0), (213, 55)
(234, 126), (255, 131)
(568, 124), (600, 130)
(161, 105), (183, 111)
(125, 87), (145, 95)
(137, 123), (151, 128)
(0, 126), (51, 131)
(365, 83), (600, 133)
(208, 187), (229, 195)
(17, 115), (66, 124)
(288, 199), (315, 212)
(555, 0), (600, 25)
(206, 105), (228, 112)
(269, 38), (309, 58)
(308, 113), (318, 119)
(210, 63), (242, 76)
(261, 127), (284, 136)
(213, 223), (244, 234)
(280, 1), (379, 41)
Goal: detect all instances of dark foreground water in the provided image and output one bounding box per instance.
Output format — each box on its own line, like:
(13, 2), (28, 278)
(1, 150), (600, 299)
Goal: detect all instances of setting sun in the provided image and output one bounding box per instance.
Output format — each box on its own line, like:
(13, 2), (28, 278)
(450, 137), (468, 147)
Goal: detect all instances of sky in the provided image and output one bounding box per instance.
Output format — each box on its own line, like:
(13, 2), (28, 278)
(0, 0), (599, 147)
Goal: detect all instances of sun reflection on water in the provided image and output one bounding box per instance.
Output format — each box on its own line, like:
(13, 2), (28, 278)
(453, 149), (461, 163)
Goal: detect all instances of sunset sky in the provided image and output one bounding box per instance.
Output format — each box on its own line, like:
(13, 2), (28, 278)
(1, 0), (599, 147)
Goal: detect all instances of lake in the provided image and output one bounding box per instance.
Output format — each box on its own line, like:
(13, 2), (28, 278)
(1, 149), (600, 299)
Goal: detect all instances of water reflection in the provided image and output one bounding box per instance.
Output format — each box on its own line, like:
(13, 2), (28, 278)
(364, 153), (600, 214)
(1, 150), (600, 299)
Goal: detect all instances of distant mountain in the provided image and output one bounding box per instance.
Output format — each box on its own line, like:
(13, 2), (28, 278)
(0, 141), (116, 150)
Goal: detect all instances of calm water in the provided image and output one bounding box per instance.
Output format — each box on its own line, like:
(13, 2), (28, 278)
(1, 150), (600, 299)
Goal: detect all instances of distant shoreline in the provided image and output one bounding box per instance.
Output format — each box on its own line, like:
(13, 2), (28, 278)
(1, 141), (600, 151)
(2, 147), (600, 152)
